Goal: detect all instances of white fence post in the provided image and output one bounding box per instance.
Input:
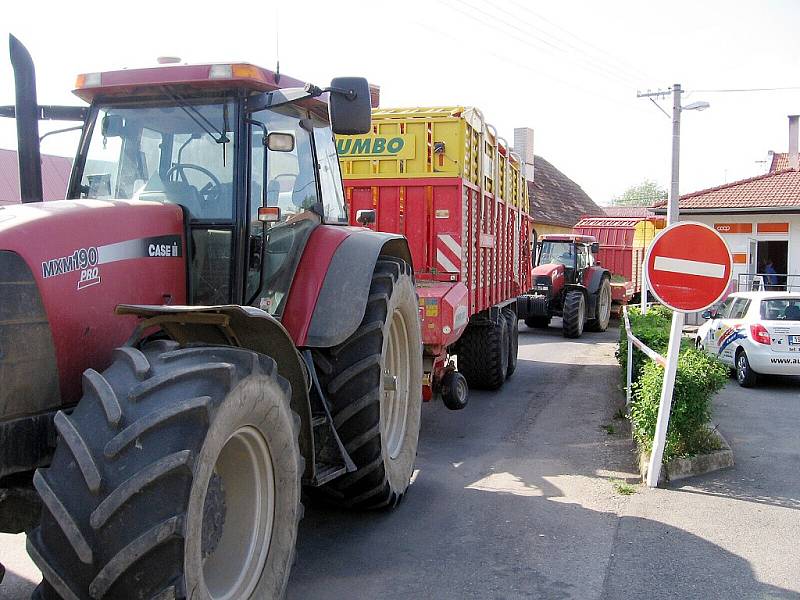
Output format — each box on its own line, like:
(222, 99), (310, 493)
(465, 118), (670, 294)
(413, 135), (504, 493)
(626, 334), (633, 406)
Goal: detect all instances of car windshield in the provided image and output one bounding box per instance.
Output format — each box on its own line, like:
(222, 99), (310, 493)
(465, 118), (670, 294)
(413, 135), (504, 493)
(78, 100), (235, 220)
(539, 241), (576, 267)
(760, 298), (800, 321)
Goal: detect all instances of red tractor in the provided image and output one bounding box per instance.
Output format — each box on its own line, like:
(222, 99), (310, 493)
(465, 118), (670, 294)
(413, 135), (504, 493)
(516, 234), (612, 338)
(0, 36), (423, 599)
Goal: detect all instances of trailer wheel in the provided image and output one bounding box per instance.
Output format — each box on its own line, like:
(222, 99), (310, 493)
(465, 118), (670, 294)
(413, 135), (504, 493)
(524, 316), (551, 329)
(457, 315), (509, 390)
(503, 307), (519, 378)
(312, 257), (423, 509)
(28, 342), (302, 600)
(586, 277), (612, 332)
(562, 290), (586, 338)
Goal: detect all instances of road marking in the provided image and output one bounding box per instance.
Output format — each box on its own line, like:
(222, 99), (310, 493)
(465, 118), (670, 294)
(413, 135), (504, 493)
(654, 256), (726, 278)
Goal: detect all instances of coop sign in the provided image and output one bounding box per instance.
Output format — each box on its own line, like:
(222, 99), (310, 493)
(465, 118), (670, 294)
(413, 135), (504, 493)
(337, 134), (416, 159)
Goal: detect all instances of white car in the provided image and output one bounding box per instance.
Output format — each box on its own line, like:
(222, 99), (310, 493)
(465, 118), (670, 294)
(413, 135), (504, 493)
(695, 291), (800, 387)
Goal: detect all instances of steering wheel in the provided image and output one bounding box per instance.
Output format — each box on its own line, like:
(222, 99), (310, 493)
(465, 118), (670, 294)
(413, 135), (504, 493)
(165, 163), (222, 204)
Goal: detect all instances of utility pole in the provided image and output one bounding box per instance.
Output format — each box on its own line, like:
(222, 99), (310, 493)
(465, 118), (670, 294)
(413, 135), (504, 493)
(668, 84), (682, 225)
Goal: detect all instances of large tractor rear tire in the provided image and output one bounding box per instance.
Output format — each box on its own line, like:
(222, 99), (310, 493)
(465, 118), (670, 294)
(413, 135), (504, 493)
(503, 307), (519, 378)
(28, 342), (302, 600)
(562, 290), (586, 338)
(312, 257), (423, 509)
(586, 277), (612, 332)
(457, 315), (509, 390)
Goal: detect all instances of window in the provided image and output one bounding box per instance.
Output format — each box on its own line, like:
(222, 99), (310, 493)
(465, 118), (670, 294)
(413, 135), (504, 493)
(80, 102), (235, 220)
(249, 106), (319, 224)
(539, 241), (575, 267)
(716, 297), (735, 319)
(761, 298), (800, 321)
(729, 298), (750, 319)
(576, 245), (590, 270)
(313, 122), (347, 223)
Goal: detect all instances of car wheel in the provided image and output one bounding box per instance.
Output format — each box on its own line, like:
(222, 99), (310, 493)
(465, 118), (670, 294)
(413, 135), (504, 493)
(736, 350), (758, 388)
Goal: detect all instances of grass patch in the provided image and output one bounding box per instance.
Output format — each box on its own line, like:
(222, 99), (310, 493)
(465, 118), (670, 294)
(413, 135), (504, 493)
(601, 424), (616, 435)
(610, 479), (637, 496)
(613, 407), (627, 420)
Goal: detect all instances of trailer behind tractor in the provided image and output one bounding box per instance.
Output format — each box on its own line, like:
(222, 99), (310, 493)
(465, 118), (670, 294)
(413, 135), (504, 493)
(0, 36), (423, 599)
(337, 106), (533, 408)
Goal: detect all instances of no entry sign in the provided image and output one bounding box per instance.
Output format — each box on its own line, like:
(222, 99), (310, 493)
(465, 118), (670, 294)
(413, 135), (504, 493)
(645, 222), (732, 312)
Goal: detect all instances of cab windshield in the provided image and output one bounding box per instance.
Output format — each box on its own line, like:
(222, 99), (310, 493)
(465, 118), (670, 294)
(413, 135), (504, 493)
(78, 100), (236, 220)
(539, 241), (576, 267)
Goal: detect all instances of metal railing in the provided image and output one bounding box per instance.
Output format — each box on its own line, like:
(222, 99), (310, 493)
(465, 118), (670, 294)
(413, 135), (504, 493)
(737, 273), (800, 292)
(622, 304), (666, 406)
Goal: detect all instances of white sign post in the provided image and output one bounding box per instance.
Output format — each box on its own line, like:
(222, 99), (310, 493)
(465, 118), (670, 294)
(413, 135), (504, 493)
(643, 222), (732, 487)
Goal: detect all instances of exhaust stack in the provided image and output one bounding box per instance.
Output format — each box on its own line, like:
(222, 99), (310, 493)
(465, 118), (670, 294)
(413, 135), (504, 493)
(9, 35), (43, 203)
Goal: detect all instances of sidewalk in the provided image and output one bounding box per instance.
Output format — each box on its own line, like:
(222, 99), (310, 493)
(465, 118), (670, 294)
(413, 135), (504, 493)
(602, 377), (800, 598)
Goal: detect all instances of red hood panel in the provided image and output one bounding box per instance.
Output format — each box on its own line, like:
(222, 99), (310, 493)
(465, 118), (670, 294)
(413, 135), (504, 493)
(0, 199), (187, 403)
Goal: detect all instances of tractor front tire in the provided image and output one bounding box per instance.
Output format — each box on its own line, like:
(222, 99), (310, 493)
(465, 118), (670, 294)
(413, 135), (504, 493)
(28, 342), (302, 600)
(457, 315), (509, 390)
(586, 277), (612, 332)
(312, 257), (423, 509)
(562, 290), (586, 338)
(503, 307), (519, 378)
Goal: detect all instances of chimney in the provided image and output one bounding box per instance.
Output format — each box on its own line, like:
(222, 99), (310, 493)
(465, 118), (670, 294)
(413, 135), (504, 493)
(513, 127), (535, 181)
(789, 115), (799, 170)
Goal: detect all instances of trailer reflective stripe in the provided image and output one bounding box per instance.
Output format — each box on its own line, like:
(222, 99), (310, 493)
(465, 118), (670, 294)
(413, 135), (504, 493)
(437, 249), (459, 273)
(438, 234), (462, 258)
(653, 256), (726, 278)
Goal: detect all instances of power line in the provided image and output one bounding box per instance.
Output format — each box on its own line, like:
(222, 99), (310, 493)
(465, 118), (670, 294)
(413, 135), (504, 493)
(689, 86), (800, 94)
(439, 0), (640, 90)
(462, 0), (644, 87)
(504, 0), (651, 82)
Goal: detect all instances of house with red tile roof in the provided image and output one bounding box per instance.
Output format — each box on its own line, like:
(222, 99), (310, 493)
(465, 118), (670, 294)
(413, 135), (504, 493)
(653, 117), (800, 290)
(0, 148), (72, 205)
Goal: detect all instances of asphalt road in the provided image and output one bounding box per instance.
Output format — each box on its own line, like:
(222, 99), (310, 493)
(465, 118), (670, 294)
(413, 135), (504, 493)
(2, 320), (799, 599)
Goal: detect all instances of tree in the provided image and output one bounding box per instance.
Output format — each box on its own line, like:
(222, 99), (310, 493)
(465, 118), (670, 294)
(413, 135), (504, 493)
(612, 179), (667, 206)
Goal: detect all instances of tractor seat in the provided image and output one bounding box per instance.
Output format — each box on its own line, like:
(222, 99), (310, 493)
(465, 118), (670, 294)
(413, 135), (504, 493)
(133, 173), (203, 217)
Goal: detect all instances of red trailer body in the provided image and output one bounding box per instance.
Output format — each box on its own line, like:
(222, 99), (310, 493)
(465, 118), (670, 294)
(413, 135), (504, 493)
(574, 216), (665, 308)
(346, 176), (532, 354)
(339, 106), (532, 401)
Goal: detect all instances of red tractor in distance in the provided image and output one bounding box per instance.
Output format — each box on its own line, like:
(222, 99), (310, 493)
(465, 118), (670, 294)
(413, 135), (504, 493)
(516, 234), (612, 338)
(0, 36), (423, 599)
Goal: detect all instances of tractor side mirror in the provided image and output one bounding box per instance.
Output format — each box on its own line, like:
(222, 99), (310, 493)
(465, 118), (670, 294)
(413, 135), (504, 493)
(356, 209), (376, 225)
(101, 115), (126, 138)
(590, 242), (600, 254)
(266, 132), (294, 152)
(329, 77), (371, 135)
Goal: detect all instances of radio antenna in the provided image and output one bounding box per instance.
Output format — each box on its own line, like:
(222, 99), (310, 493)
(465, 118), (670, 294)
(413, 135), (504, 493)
(275, 3), (281, 83)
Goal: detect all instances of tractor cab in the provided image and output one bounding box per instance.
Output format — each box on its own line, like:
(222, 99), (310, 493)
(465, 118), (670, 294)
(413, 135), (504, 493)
(67, 63), (370, 311)
(535, 234), (600, 285)
(518, 234), (611, 338)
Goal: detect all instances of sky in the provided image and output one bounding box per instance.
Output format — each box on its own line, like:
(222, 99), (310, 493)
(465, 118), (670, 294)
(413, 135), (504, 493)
(2, 0), (800, 205)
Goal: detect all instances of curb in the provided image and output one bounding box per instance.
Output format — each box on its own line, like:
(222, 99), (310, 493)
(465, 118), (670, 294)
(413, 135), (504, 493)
(638, 425), (734, 486)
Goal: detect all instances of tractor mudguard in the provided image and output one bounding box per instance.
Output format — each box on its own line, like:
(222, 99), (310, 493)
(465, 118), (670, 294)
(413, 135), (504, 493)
(304, 231), (412, 348)
(114, 304), (315, 478)
(583, 268), (611, 316)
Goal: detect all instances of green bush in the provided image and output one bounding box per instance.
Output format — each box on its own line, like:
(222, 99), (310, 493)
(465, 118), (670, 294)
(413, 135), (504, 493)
(629, 347), (728, 461)
(619, 305), (728, 462)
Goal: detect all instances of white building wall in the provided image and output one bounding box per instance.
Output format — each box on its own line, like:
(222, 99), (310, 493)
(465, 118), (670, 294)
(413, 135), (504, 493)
(677, 213), (800, 289)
